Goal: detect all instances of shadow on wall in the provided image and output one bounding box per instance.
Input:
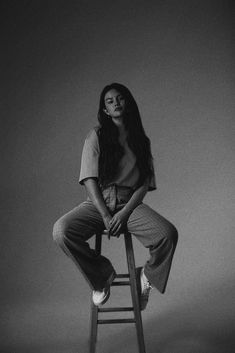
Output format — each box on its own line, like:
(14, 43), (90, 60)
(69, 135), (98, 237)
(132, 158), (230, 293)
(4, 277), (235, 353)
(103, 278), (235, 353)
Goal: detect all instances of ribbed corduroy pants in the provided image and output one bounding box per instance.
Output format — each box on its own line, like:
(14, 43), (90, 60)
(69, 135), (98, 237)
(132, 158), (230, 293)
(53, 185), (178, 293)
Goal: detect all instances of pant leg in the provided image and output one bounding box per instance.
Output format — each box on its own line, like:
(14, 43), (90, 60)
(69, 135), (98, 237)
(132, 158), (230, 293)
(52, 200), (115, 291)
(127, 203), (178, 294)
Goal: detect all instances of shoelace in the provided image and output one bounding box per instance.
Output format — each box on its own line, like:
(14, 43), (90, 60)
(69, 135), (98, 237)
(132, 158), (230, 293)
(142, 279), (152, 294)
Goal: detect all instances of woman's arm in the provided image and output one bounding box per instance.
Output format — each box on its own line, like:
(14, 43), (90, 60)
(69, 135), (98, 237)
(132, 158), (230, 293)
(109, 181), (149, 236)
(122, 181), (149, 215)
(83, 178), (112, 232)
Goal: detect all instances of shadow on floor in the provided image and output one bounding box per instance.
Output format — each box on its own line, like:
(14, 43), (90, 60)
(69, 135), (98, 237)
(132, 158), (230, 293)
(101, 278), (235, 353)
(2, 278), (235, 353)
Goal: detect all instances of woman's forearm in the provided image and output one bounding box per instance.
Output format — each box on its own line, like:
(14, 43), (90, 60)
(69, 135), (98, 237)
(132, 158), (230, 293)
(122, 182), (148, 215)
(84, 178), (148, 218)
(83, 178), (110, 218)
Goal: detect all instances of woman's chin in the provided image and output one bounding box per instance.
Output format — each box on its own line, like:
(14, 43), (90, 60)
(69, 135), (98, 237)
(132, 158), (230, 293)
(113, 112), (124, 118)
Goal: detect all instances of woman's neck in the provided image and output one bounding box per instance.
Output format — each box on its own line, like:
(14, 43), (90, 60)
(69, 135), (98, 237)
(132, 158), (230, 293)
(117, 124), (128, 145)
(111, 116), (128, 144)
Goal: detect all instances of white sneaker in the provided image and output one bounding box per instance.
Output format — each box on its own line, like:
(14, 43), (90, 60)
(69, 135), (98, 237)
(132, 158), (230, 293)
(137, 267), (152, 310)
(92, 270), (116, 306)
(92, 287), (110, 306)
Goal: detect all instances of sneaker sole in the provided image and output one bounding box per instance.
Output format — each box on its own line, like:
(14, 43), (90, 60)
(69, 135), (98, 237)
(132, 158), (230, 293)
(136, 267), (146, 311)
(93, 270), (116, 306)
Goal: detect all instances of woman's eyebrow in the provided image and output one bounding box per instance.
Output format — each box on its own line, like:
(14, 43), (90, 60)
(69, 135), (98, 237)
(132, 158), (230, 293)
(105, 95), (122, 101)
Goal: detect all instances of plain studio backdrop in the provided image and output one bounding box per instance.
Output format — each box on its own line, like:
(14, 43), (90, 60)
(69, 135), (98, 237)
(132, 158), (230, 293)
(1, 1), (234, 352)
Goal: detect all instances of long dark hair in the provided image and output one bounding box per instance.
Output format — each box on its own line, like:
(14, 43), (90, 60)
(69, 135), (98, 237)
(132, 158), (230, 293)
(97, 83), (154, 188)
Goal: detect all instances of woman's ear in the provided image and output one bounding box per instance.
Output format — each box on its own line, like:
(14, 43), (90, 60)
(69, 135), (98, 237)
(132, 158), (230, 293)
(103, 108), (109, 115)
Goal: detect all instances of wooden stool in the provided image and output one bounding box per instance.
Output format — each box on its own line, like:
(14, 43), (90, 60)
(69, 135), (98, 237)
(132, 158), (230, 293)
(89, 231), (146, 353)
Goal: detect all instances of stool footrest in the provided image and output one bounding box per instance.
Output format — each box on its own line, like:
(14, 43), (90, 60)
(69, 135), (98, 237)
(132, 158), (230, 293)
(98, 318), (135, 324)
(98, 307), (133, 312)
(111, 281), (130, 286)
(116, 274), (130, 278)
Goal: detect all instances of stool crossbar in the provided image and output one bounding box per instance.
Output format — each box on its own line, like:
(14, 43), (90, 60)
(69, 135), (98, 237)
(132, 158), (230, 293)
(89, 231), (146, 353)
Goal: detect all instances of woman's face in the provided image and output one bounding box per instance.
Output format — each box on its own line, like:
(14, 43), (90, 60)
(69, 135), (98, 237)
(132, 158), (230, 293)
(103, 89), (126, 119)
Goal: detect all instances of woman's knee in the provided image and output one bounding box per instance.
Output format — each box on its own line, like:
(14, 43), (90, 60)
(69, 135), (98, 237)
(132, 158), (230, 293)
(52, 218), (67, 246)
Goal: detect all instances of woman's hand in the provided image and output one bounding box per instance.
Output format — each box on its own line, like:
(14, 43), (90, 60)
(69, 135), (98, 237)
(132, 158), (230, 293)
(102, 214), (113, 237)
(109, 209), (132, 238)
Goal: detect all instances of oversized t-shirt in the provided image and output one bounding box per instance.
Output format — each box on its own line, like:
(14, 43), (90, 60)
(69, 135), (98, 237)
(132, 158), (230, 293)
(79, 128), (156, 191)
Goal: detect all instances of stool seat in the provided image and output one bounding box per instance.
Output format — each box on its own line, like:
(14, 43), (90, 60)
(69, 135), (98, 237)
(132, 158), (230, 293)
(89, 231), (146, 353)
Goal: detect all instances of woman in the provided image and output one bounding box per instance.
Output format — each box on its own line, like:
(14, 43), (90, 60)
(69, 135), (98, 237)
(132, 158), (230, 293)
(53, 83), (178, 310)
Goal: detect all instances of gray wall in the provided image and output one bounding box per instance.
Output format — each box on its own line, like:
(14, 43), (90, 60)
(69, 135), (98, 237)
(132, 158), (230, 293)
(2, 1), (234, 352)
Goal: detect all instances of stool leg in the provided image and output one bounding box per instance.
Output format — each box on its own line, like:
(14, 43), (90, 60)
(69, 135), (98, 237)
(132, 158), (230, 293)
(89, 233), (102, 353)
(89, 303), (98, 353)
(125, 232), (146, 353)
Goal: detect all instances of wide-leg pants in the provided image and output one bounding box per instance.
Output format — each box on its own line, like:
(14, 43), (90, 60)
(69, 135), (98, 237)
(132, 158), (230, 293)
(53, 185), (178, 293)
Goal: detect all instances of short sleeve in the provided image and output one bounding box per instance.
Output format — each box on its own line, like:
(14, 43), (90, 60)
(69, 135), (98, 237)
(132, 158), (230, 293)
(79, 129), (100, 185)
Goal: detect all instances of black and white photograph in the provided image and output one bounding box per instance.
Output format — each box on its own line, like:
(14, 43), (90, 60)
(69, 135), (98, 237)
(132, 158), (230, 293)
(1, 1), (234, 352)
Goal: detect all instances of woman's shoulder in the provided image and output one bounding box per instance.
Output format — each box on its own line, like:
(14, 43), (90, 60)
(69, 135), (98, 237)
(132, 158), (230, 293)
(84, 126), (101, 149)
(85, 125), (100, 138)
